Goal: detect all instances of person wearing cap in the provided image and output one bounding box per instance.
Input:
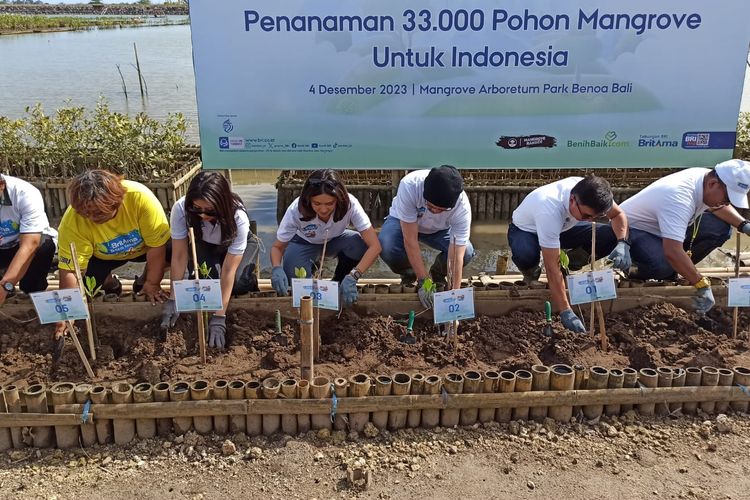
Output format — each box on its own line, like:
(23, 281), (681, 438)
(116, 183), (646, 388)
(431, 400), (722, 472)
(510, 174), (629, 333)
(597, 159), (750, 316)
(0, 173), (57, 305)
(378, 166), (474, 309)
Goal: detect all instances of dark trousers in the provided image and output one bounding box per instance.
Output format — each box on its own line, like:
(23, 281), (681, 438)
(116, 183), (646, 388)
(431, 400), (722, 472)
(0, 235), (56, 293)
(85, 242), (172, 291)
(185, 236), (259, 294)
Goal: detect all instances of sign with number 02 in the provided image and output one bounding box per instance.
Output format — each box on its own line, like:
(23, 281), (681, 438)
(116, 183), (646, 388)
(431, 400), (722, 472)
(433, 288), (475, 324)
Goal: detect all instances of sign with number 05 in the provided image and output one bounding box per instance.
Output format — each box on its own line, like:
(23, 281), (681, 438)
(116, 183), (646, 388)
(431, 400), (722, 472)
(173, 279), (223, 312)
(433, 288), (475, 324)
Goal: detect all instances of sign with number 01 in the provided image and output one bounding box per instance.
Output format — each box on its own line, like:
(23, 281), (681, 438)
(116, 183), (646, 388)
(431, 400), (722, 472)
(728, 278), (750, 306)
(173, 279), (223, 312)
(291, 279), (340, 311)
(566, 269), (617, 305)
(30, 289), (90, 324)
(433, 288), (475, 324)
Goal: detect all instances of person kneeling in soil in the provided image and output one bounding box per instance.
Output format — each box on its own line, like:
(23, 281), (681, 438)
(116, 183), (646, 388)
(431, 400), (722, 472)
(161, 171), (260, 348)
(0, 173), (57, 305)
(55, 170), (171, 351)
(597, 159), (750, 316)
(270, 169), (381, 306)
(379, 165), (474, 309)
(509, 174), (629, 333)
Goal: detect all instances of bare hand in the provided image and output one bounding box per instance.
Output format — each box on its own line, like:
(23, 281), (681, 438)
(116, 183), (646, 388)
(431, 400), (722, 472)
(139, 281), (167, 304)
(0, 288), (6, 306)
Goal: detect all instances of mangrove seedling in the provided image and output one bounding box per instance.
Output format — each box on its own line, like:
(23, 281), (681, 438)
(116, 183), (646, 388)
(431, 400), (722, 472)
(559, 249), (570, 276)
(294, 267), (307, 279)
(83, 276), (102, 348)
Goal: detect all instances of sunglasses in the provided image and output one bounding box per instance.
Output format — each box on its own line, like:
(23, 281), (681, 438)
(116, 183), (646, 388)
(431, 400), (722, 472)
(188, 206), (218, 217)
(307, 177), (338, 190)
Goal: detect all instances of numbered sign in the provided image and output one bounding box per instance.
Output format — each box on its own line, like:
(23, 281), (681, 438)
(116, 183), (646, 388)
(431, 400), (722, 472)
(292, 279), (340, 311)
(433, 288), (475, 324)
(173, 279), (223, 312)
(728, 278), (750, 306)
(567, 269), (617, 305)
(30, 289), (89, 324)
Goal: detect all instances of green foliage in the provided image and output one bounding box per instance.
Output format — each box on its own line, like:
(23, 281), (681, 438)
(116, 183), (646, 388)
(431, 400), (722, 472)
(559, 250), (570, 273)
(0, 100), (190, 181)
(84, 276), (102, 298)
(198, 261), (211, 279)
(0, 14), (143, 32)
(421, 278), (435, 293)
(735, 112), (750, 161)
(294, 267), (307, 279)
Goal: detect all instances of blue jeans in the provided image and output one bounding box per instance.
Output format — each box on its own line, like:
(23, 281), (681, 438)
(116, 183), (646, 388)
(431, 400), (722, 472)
(508, 222), (615, 271)
(283, 230), (366, 282)
(378, 215), (475, 282)
(596, 212), (731, 280)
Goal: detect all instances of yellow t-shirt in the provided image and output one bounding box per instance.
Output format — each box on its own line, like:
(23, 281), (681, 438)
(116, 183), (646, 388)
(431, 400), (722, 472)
(58, 180), (170, 271)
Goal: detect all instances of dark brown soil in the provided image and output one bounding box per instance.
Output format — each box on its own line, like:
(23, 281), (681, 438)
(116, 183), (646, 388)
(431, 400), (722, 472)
(1, 303), (749, 387)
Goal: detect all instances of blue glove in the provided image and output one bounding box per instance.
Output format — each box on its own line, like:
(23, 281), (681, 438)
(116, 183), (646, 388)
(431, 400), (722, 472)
(560, 308), (586, 333)
(271, 266), (289, 297)
(160, 299), (179, 329)
(740, 221), (750, 236)
(607, 240), (632, 272)
(208, 314), (226, 349)
(417, 278), (434, 310)
(341, 275), (359, 306)
(694, 287), (715, 315)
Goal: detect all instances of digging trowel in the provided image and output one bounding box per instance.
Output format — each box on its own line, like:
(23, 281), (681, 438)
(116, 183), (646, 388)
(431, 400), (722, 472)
(543, 301), (553, 337)
(401, 310), (417, 344)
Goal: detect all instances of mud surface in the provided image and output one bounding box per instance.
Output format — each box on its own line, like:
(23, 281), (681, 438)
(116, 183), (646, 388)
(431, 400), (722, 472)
(1, 303), (749, 386)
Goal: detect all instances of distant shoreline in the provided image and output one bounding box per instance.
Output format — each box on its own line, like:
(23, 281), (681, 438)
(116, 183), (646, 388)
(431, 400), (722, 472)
(0, 4), (188, 16)
(0, 21), (188, 36)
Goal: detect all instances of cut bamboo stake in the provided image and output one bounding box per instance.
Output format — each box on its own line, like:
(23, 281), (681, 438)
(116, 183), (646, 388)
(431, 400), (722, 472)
(280, 379), (299, 436)
(715, 368), (735, 414)
(49, 382), (78, 449)
(23, 384), (53, 447)
(583, 366), (609, 419)
(549, 365), (575, 422)
(300, 296), (314, 381)
(389, 373), (411, 430)
(731, 366), (750, 413)
(297, 379), (311, 434)
(479, 371), (500, 423)
(111, 383), (135, 445)
(530, 365), (550, 421)
(620, 367), (639, 413)
(407, 373), (425, 428)
(441, 373), (464, 428)
(133, 383), (156, 439)
(0, 387), (13, 451)
(89, 385), (112, 444)
(668, 368), (686, 414)
(69, 242), (97, 360)
(460, 371), (482, 426)
(169, 381), (192, 435)
(3, 386), (23, 448)
(637, 368), (658, 416)
(153, 382), (173, 436)
(190, 381), (213, 434)
(421, 375), (441, 429)
(682, 367), (703, 415)
(333, 377), (349, 431)
(227, 380), (246, 434)
(589, 223), (597, 338)
(732, 232), (741, 339)
(700, 367), (720, 414)
(512, 370), (533, 421)
(261, 378), (281, 436)
(63, 321), (95, 379)
(656, 367), (673, 416)
(212, 380), (229, 435)
(74, 383), (96, 447)
(313, 231), (330, 362)
(604, 369), (625, 416)
(573, 364), (587, 415)
(310, 376), (332, 430)
(496, 371), (516, 423)
(188, 227), (207, 365)
(245, 381), (262, 436)
(372, 375), (392, 430)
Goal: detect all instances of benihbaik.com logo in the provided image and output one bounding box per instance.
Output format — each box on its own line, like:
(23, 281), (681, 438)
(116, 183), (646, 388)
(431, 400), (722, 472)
(567, 131), (629, 148)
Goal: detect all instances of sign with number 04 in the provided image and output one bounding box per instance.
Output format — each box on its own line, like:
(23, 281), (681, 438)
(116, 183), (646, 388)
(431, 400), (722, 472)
(566, 269), (617, 305)
(433, 288), (475, 324)
(30, 289), (90, 324)
(173, 279), (223, 312)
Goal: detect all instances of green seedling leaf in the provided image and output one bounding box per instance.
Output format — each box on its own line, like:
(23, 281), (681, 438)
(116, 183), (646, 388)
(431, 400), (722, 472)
(559, 250), (570, 273)
(422, 278), (435, 293)
(198, 261), (211, 279)
(294, 267), (307, 279)
(84, 276), (102, 298)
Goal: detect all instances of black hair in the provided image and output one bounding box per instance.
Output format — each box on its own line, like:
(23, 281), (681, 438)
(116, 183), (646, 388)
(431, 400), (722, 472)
(571, 174), (614, 214)
(298, 169), (350, 222)
(184, 171), (244, 247)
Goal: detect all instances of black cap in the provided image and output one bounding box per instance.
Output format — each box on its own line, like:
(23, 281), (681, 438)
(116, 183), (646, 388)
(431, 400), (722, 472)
(423, 165), (464, 209)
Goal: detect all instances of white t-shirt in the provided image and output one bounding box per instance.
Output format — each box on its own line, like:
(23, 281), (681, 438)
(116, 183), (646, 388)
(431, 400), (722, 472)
(389, 170), (472, 245)
(512, 177), (582, 248)
(621, 168), (708, 242)
(0, 174), (57, 249)
(170, 196), (250, 255)
(277, 193), (371, 244)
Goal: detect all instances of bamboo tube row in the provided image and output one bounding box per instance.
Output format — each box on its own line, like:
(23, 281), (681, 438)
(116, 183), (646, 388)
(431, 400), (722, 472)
(2, 365), (749, 447)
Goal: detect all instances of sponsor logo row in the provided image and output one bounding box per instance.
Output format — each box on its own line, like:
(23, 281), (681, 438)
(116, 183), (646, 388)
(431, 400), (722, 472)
(496, 131), (736, 150)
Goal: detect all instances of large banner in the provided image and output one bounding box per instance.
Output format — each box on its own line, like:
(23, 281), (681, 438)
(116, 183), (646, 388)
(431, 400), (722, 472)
(189, 0), (750, 169)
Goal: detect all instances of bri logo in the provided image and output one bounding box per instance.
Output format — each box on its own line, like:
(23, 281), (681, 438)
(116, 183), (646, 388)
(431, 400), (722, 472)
(0, 219), (20, 237)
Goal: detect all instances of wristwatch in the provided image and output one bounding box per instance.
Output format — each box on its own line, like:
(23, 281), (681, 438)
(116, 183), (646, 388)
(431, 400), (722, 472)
(694, 277), (711, 289)
(349, 268), (362, 281)
(1, 281), (14, 293)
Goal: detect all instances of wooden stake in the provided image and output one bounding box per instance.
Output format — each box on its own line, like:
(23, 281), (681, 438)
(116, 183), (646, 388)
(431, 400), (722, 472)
(313, 231), (329, 362)
(64, 321), (95, 379)
(188, 227), (207, 365)
(589, 222), (597, 337)
(69, 242), (97, 360)
(300, 295), (314, 381)
(733, 231), (741, 339)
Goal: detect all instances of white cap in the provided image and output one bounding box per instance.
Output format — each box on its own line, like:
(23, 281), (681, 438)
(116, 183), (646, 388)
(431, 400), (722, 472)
(714, 159), (750, 209)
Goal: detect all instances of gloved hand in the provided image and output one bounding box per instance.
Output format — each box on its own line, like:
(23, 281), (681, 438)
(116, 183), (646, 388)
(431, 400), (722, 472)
(694, 287), (715, 315)
(271, 266), (289, 297)
(417, 278), (434, 310)
(560, 308), (586, 333)
(160, 299), (179, 329)
(208, 314), (226, 349)
(607, 240), (632, 272)
(740, 221), (750, 236)
(340, 275), (358, 306)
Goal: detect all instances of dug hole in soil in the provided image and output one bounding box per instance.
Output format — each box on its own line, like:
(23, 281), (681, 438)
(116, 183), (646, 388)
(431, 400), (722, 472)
(2, 303), (750, 386)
